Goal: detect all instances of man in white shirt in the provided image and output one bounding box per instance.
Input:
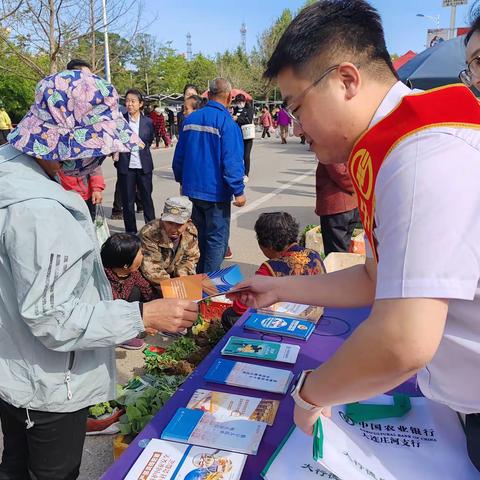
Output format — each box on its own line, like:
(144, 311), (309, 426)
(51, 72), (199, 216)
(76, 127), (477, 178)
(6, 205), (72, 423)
(229, 0), (480, 470)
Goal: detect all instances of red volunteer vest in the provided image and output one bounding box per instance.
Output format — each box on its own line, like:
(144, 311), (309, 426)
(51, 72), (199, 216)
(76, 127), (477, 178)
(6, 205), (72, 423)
(348, 84), (480, 261)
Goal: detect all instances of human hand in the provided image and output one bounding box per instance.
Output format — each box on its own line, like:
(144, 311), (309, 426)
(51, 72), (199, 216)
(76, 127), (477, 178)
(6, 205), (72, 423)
(91, 191), (103, 205)
(226, 275), (281, 308)
(294, 404), (331, 436)
(233, 194), (246, 207)
(142, 299), (198, 334)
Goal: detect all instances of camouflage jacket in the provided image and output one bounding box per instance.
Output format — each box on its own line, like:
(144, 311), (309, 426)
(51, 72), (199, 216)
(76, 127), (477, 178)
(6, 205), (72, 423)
(139, 219), (200, 289)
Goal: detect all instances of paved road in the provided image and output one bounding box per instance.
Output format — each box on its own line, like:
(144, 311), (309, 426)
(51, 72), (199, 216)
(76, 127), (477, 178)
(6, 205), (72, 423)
(102, 135), (319, 277)
(0, 135), (320, 479)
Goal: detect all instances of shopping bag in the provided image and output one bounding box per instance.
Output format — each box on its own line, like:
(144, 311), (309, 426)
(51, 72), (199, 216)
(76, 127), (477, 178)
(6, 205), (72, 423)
(95, 205), (110, 246)
(268, 126), (275, 134)
(318, 395), (478, 479)
(241, 123), (256, 140)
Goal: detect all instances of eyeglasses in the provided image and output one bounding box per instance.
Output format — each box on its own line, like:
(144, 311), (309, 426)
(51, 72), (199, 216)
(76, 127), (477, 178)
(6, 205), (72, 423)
(285, 64), (340, 125)
(459, 56), (480, 87)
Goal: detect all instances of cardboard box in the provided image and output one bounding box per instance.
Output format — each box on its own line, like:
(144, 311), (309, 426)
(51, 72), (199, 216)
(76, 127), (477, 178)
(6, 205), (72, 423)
(324, 252), (366, 273)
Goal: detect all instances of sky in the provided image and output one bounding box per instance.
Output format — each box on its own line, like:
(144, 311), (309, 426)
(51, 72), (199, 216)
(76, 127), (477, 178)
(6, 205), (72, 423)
(141, 0), (473, 57)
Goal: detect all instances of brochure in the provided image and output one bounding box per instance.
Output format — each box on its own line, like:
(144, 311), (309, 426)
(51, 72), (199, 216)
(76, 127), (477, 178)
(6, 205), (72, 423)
(186, 388), (280, 425)
(221, 336), (300, 364)
(161, 407), (267, 455)
(124, 438), (246, 480)
(204, 358), (294, 394)
(244, 312), (315, 341)
(258, 302), (324, 323)
(261, 427), (339, 480)
(160, 265), (244, 301)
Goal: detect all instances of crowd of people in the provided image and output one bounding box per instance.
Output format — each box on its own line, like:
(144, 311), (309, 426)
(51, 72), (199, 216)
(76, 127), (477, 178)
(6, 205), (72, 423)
(0, 0), (480, 478)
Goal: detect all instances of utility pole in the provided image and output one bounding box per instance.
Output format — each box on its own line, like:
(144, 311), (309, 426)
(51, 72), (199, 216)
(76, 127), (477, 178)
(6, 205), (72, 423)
(442, 0), (468, 40)
(449, 4), (456, 39)
(101, 0), (111, 83)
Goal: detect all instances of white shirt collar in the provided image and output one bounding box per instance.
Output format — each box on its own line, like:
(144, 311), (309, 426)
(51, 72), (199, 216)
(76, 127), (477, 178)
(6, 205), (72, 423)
(369, 81), (413, 128)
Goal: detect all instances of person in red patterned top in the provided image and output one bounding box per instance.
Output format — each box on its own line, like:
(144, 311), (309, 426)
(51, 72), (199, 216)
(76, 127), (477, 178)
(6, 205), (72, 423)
(221, 212), (325, 331)
(150, 105), (171, 148)
(58, 166), (105, 221)
(101, 233), (159, 349)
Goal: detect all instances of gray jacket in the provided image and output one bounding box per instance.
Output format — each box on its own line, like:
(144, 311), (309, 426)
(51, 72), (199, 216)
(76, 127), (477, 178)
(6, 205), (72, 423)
(0, 144), (144, 413)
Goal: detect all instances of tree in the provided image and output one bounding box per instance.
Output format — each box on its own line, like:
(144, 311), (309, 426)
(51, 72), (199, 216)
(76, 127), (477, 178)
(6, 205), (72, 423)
(252, 8), (293, 101)
(0, 0), (145, 76)
(186, 54), (216, 92)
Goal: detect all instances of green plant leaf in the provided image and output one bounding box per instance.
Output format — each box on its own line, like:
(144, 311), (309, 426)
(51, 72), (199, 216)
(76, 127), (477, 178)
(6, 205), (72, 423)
(126, 405), (142, 421)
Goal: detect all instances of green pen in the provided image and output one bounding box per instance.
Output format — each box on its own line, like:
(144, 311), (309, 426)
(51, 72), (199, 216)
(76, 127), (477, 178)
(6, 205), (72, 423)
(313, 417), (324, 461)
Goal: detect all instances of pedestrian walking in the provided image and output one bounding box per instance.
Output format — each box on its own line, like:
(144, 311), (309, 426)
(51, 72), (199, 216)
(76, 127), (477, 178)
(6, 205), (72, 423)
(260, 106), (274, 138)
(233, 94), (255, 182)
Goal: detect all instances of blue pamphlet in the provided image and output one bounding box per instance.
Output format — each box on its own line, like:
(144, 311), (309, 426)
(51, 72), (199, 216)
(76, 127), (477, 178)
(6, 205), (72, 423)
(161, 407), (266, 455)
(204, 358), (293, 394)
(244, 312), (315, 341)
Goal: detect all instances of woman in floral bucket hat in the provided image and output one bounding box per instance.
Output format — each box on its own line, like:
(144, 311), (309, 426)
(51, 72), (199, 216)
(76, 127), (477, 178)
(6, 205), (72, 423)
(0, 70), (197, 479)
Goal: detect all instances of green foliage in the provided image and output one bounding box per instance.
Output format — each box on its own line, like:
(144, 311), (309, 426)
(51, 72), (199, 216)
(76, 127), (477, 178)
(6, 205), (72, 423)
(88, 401), (114, 418)
(143, 336), (199, 375)
(117, 375), (185, 436)
(187, 54), (217, 91)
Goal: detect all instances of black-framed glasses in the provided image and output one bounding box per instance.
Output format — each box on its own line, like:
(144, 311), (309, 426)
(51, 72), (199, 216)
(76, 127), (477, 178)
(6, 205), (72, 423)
(285, 64), (340, 125)
(459, 56), (480, 87)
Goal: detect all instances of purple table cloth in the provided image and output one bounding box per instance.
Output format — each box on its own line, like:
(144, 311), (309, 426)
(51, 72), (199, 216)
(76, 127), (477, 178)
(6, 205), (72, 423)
(101, 307), (420, 479)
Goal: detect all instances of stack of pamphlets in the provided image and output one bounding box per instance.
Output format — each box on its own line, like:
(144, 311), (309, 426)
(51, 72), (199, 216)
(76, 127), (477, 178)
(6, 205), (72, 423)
(258, 302), (324, 323)
(124, 438), (247, 480)
(161, 407), (267, 455)
(244, 312), (315, 341)
(186, 388), (280, 425)
(221, 336), (300, 364)
(205, 358), (294, 394)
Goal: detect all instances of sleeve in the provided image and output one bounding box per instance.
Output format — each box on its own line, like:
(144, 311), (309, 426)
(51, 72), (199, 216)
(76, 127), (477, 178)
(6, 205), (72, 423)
(324, 163), (354, 193)
(374, 131), (480, 300)
(4, 200), (144, 352)
(139, 227), (171, 288)
(89, 167), (105, 192)
(221, 120), (245, 197)
(172, 131), (186, 183)
(174, 228), (200, 277)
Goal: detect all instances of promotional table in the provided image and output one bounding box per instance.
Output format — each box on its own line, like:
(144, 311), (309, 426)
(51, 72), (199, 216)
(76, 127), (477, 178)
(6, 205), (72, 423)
(101, 307), (420, 479)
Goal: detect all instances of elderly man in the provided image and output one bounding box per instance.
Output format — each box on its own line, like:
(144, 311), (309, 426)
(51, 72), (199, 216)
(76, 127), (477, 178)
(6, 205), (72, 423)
(173, 78), (246, 273)
(140, 196), (200, 291)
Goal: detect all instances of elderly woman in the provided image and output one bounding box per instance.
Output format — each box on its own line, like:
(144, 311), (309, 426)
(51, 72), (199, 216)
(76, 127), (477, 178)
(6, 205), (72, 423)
(0, 70), (197, 479)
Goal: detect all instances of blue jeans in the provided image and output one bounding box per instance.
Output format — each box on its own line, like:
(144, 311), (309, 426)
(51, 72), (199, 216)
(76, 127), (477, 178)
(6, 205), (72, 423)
(191, 199), (231, 273)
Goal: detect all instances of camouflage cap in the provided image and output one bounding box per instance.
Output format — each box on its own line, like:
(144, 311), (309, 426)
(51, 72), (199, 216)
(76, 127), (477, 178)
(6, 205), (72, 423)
(161, 196), (192, 224)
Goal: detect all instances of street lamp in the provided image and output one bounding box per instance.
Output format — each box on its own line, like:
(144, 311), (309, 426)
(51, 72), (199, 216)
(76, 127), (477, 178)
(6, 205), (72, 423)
(101, 0), (111, 83)
(416, 13), (440, 29)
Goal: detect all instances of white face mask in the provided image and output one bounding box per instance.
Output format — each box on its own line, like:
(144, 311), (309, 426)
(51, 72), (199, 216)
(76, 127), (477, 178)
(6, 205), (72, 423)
(237, 102), (246, 109)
